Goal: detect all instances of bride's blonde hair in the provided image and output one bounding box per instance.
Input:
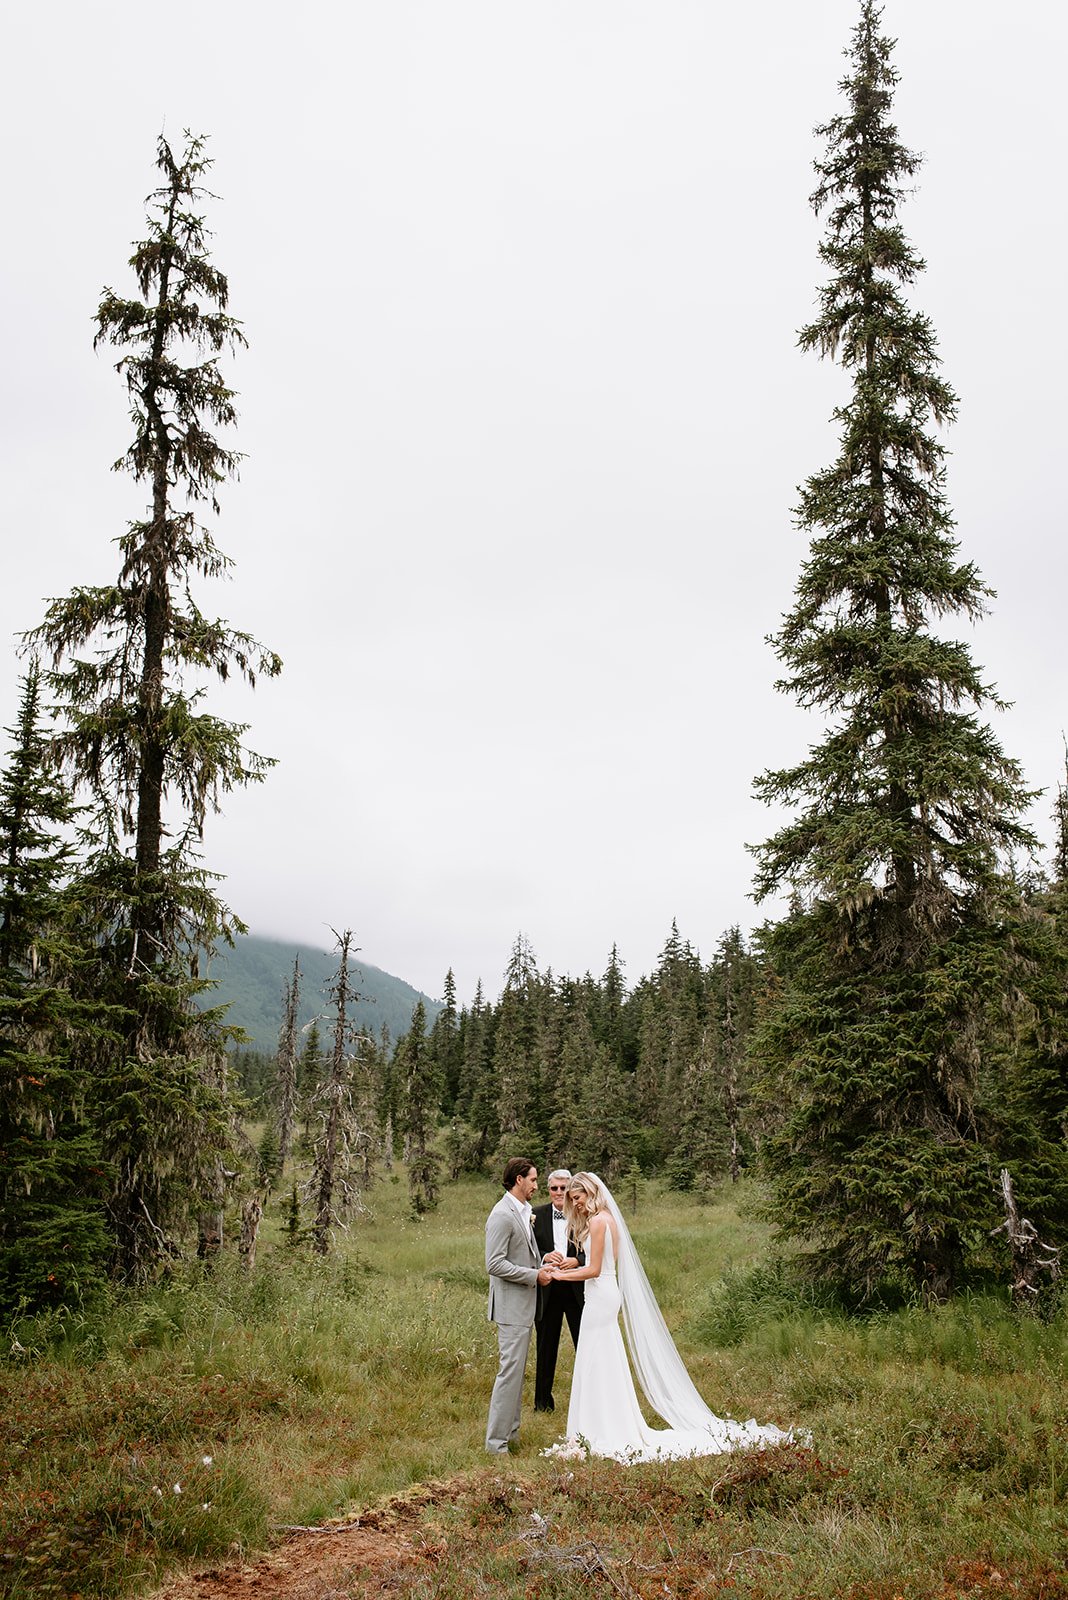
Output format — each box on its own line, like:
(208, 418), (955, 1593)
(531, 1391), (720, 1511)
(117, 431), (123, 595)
(564, 1171), (606, 1246)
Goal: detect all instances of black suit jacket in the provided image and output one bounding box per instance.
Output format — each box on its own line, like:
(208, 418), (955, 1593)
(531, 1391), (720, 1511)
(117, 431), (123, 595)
(531, 1202), (585, 1313)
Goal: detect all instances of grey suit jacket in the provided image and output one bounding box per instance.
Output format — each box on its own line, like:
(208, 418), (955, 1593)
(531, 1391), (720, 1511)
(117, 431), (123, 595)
(485, 1193), (540, 1326)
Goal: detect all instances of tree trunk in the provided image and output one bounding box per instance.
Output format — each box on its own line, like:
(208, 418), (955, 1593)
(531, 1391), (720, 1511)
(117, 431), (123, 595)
(239, 1195), (263, 1271)
(197, 1210), (223, 1265)
(276, 959), (300, 1174)
(991, 1168), (1061, 1309)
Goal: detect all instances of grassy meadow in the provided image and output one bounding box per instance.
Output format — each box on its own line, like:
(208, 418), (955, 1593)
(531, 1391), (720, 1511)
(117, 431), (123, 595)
(2, 1174), (1067, 1598)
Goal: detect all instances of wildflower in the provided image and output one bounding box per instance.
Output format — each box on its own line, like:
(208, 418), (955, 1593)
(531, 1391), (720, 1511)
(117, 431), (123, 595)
(173, 1482), (182, 1495)
(201, 1502), (212, 1511)
(202, 1455), (213, 1467)
(540, 1435), (590, 1462)
(153, 1487), (163, 1498)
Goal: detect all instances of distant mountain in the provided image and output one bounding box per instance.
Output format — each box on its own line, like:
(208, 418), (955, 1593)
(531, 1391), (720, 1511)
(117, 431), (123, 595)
(200, 932), (442, 1054)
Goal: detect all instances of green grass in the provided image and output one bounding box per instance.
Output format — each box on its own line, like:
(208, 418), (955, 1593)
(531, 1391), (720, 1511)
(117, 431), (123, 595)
(2, 1174), (1067, 1598)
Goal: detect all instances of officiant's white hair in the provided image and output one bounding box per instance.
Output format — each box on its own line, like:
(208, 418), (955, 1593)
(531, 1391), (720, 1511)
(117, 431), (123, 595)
(547, 1168), (572, 1182)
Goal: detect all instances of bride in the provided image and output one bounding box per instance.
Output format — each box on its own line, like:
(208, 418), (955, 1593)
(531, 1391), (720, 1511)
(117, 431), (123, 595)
(547, 1172), (792, 1462)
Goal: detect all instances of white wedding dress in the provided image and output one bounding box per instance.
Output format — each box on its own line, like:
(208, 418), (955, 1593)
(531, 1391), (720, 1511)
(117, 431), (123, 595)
(563, 1182), (792, 1463)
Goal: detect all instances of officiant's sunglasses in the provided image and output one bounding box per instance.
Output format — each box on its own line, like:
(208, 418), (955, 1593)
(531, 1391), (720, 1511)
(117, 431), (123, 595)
(548, 1181), (568, 1193)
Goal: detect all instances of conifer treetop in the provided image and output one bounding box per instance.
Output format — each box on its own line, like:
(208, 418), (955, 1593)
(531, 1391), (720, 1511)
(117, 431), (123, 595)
(752, 0), (1035, 943)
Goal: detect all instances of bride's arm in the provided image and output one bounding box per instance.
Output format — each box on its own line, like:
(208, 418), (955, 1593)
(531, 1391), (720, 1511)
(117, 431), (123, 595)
(553, 1214), (607, 1281)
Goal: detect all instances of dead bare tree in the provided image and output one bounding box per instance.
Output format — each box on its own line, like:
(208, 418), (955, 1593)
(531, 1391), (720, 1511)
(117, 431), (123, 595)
(990, 1168), (1061, 1309)
(238, 1194), (264, 1272)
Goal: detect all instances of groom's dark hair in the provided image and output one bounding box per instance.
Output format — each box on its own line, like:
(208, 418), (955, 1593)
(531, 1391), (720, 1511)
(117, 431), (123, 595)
(502, 1157), (535, 1190)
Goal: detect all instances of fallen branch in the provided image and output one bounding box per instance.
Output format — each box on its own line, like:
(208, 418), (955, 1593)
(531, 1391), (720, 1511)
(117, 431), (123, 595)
(726, 1546), (793, 1572)
(272, 1524), (349, 1534)
(520, 1513), (638, 1598)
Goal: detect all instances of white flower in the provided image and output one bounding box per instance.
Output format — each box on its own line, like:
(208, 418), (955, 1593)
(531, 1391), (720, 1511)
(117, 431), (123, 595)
(539, 1435), (590, 1462)
(201, 1502), (212, 1511)
(173, 1482), (182, 1495)
(202, 1455), (213, 1467)
(153, 1487), (163, 1498)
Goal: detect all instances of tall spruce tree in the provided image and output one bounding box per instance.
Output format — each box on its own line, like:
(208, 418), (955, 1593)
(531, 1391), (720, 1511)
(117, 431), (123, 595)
(26, 133), (281, 1278)
(0, 667), (109, 1314)
(594, 943), (631, 1072)
(297, 1019), (324, 1152)
(751, 2), (1035, 1300)
(398, 1000), (441, 1216)
(428, 968), (461, 1114)
(492, 934), (543, 1161)
(310, 930), (364, 1253)
(455, 979), (497, 1167)
(980, 772), (1068, 1259)
(709, 928), (759, 1181)
(352, 1025), (383, 1190)
(634, 923), (706, 1164)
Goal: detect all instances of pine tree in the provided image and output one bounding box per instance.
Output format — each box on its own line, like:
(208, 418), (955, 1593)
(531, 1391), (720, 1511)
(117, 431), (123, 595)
(550, 1002), (596, 1168)
(297, 1019), (324, 1153)
(0, 667), (109, 1314)
(664, 1021), (728, 1195)
(398, 1000), (441, 1216)
(351, 1027), (383, 1191)
(257, 1118), (281, 1190)
(25, 134), (281, 1279)
(310, 931), (364, 1253)
(631, 924), (707, 1164)
(632, 978), (667, 1153)
(751, 2), (1036, 1300)
(709, 928), (760, 1181)
(455, 980), (496, 1168)
(980, 770), (1068, 1261)
(0, 664), (77, 970)
(283, 1183), (303, 1248)
(492, 934), (542, 1160)
(429, 968), (461, 1115)
(594, 943), (631, 1071)
(376, 1022), (396, 1170)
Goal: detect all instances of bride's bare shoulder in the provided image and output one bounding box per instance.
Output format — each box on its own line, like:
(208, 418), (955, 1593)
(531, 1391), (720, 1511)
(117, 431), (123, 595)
(590, 1211), (618, 1246)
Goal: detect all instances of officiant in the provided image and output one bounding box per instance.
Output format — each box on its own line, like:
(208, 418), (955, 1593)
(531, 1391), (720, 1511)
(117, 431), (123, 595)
(532, 1167), (585, 1412)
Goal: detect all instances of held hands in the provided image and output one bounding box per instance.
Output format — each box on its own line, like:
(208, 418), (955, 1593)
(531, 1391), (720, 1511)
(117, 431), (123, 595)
(547, 1256), (579, 1281)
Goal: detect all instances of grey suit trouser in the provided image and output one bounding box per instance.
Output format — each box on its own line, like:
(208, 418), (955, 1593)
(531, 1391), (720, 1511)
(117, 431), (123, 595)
(485, 1320), (533, 1452)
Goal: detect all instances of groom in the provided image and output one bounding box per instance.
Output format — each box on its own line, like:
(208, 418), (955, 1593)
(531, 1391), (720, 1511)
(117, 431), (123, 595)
(532, 1168), (584, 1412)
(485, 1158), (553, 1455)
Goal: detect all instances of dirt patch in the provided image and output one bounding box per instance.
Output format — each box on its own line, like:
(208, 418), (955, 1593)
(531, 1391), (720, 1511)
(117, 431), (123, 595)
(149, 1476), (479, 1600)
(152, 1526), (423, 1600)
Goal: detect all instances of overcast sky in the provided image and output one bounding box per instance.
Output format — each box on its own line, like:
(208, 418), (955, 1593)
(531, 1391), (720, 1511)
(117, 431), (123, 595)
(2, 1), (1064, 1006)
